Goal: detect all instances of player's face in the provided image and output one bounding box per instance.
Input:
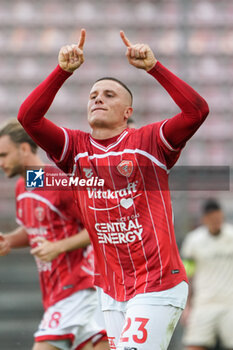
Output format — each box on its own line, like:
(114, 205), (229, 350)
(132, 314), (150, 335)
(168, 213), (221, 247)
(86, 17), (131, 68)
(203, 210), (224, 235)
(0, 135), (23, 178)
(87, 80), (132, 129)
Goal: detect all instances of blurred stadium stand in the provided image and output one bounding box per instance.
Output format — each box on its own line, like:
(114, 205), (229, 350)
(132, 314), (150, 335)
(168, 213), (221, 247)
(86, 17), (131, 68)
(0, 0), (233, 349)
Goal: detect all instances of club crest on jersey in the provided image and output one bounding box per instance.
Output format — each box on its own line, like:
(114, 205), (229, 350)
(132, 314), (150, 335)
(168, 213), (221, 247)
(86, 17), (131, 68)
(117, 160), (133, 177)
(35, 206), (45, 222)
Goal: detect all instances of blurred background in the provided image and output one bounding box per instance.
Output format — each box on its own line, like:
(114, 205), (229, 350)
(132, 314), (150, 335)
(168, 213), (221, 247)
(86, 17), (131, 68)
(0, 0), (232, 349)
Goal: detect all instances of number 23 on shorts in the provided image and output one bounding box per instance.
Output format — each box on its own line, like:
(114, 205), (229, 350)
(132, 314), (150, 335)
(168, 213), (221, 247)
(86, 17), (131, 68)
(120, 317), (149, 344)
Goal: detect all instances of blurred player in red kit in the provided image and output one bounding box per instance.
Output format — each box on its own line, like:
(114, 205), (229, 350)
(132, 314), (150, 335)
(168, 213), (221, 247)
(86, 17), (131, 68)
(18, 29), (209, 350)
(0, 119), (109, 350)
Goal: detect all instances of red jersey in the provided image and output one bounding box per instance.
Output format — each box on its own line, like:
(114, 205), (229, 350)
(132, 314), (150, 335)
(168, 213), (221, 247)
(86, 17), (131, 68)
(15, 172), (94, 310)
(18, 61), (209, 302)
(52, 122), (188, 301)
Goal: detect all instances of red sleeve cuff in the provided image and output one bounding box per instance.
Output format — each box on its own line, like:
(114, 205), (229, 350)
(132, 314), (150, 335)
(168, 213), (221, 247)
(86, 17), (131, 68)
(147, 61), (161, 76)
(56, 64), (73, 78)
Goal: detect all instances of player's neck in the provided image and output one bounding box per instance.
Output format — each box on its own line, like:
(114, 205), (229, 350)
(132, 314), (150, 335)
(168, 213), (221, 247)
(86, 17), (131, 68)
(26, 154), (44, 167)
(91, 125), (127, 140)
(21, 154), (44, 179)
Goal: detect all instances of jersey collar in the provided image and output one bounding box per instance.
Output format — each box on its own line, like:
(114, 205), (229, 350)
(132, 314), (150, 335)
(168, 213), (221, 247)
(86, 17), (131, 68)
(89, 130), (128, 152)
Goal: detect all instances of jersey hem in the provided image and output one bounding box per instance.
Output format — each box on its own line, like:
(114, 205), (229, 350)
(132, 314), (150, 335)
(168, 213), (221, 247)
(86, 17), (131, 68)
(94, 275), (188, 302)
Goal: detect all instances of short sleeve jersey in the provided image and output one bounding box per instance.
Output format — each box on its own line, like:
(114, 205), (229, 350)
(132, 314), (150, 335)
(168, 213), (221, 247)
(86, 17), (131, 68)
(52, 122), (188, 301)
(15, 170), (94, 310)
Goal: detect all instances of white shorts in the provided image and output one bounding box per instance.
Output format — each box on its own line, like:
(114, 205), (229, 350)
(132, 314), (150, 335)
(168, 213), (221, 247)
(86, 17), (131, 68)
(34, 289), (107, 350)
(104, 304), (183, 350)
(98, 282), (188, 350)
(183, 303), (233, 348)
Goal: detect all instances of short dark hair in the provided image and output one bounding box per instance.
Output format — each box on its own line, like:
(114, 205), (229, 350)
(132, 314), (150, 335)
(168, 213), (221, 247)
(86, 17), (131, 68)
(95, 77), (133, 105)
(0, 119), (38, 154)
(202, 199), (221, 215)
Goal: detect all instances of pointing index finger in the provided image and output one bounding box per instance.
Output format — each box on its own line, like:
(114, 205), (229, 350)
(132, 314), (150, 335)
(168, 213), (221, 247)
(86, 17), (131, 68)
(78, 28), (86, 49)
(120, 30), (132, 47)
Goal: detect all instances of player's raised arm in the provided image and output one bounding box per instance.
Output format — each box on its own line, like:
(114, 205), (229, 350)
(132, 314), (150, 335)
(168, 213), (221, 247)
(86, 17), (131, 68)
(58, 29), (86, 73)
(149, 61), (209, 149)
(18, 29), (86, 160)
(120, 30), (157, 71)
(120, 31), (209, 149)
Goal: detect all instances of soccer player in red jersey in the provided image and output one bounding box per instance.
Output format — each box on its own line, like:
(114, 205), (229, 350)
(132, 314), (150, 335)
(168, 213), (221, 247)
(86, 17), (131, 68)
(0, 120), (109, 350)
(17, 29), (209, 350)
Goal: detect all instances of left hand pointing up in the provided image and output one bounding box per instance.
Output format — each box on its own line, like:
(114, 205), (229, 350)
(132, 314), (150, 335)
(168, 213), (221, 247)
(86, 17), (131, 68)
(120, 31), (157, 71)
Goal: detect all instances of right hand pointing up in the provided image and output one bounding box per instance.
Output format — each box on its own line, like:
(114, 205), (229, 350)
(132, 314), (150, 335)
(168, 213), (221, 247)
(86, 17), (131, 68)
(58, 29), (86, 73)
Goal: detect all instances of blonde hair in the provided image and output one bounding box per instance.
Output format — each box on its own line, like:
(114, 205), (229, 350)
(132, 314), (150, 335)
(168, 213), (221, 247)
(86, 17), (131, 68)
(0, 119), (38, 154)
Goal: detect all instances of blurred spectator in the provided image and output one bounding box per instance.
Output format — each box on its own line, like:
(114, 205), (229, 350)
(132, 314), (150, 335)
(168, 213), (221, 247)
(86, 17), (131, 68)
(181, 199), (233, 350)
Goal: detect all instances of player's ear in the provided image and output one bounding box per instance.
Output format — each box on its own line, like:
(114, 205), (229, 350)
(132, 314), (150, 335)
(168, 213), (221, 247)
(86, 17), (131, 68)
(124, 107), (133, 121)
(19, 142), (31, 156)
